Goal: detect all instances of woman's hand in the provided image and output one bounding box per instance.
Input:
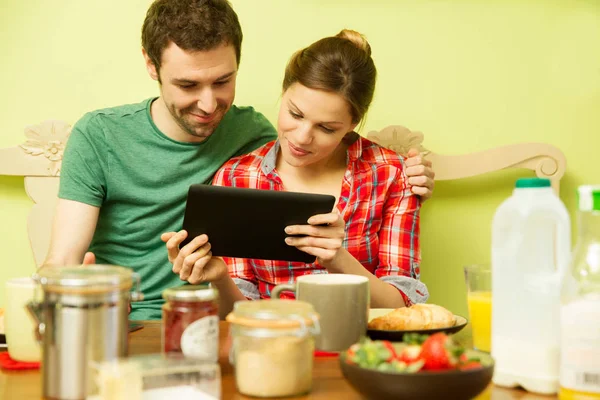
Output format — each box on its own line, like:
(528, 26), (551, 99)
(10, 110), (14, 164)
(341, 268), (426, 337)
(284, 212), (345, 266)
(161, 230), (227, 284)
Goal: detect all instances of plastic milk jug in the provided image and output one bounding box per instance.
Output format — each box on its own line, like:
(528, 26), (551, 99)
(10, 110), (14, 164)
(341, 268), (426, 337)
(491, 178), (571, 394)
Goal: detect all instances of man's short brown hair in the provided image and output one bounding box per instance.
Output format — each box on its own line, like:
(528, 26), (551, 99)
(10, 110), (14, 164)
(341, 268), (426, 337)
(142, 0), (243, 70)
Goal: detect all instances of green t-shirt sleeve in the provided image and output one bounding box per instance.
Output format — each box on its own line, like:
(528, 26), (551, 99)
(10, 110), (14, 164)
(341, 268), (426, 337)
(234, 110), (277, 157)
(58, 115), (108, 207)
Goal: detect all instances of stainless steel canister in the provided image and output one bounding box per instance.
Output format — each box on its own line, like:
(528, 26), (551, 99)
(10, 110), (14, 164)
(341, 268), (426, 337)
(27, 264), (143, 400)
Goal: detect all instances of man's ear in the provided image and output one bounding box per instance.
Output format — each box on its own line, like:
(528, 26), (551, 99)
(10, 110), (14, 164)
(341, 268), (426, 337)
(142, 48), (159, 81)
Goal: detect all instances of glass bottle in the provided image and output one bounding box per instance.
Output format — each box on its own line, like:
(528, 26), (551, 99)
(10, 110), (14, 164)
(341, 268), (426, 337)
(560, 185), (600, 400)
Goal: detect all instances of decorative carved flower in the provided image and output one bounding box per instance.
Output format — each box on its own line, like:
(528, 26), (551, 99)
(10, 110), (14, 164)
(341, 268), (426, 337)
(43, 141), (65, 161)
(19, 120), (72, 176)
(367, 125), (429, 156)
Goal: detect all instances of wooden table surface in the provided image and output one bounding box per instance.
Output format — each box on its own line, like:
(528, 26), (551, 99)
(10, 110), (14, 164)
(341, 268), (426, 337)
(0, 321), (556, 400)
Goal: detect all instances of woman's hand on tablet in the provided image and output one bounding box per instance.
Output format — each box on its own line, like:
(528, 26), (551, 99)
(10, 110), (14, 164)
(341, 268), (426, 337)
(284, 212), (345, 266)
(161, 230), (228, 284)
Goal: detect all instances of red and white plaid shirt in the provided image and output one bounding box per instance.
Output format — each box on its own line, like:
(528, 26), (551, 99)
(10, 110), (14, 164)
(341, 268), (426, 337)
(212, 137), (428, 305)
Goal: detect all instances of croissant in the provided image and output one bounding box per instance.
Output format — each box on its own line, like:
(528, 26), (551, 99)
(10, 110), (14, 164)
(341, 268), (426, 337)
(368, 304), (456, 330)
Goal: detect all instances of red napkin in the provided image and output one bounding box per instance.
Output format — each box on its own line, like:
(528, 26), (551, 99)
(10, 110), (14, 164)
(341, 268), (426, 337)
(0, 352), (41, 370)
(314, 350), (339, 358)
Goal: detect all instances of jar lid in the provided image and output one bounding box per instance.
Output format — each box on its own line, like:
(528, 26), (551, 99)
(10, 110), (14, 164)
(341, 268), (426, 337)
(226, 299), (319, 329)
(34, 264), (134, 294)
(162, 284), (219, 302)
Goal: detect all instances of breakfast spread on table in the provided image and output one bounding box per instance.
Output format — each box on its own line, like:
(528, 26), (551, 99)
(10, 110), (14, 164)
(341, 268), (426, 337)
(368, 303), (456, 330)
(5, 182), (600, 399)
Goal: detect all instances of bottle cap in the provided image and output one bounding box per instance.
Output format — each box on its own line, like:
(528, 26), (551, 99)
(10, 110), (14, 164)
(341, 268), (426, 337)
(577, 185), (600, 212)
(515, 178), (551, 188)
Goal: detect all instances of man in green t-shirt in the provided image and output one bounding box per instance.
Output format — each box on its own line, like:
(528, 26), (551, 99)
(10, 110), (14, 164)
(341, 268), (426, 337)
(44, 0), (435, 320)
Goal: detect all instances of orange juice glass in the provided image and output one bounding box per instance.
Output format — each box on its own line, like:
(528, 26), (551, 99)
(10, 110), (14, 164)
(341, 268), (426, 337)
(464, 264), (492, 353)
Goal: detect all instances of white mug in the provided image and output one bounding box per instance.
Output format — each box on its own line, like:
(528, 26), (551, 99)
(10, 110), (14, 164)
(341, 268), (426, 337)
(272, 274), (370, 352)
(5, 277), (41, 362)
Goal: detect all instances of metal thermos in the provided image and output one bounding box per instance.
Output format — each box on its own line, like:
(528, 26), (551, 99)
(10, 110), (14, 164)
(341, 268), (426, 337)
(27, 264), (143, 400)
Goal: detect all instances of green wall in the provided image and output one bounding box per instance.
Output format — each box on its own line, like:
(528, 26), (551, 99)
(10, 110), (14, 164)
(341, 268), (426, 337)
(1, 0), (599, 316)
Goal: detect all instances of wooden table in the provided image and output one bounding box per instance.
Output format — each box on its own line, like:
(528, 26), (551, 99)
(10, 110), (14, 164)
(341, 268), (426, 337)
(0, 321), (556, 399)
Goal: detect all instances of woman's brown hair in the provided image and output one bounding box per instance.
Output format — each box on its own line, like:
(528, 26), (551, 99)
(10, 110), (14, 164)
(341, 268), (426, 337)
(282, 29), (377, 124)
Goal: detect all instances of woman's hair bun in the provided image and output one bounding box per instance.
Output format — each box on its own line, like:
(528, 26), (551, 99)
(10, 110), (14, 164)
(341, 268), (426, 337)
(336, 29), (371, 56)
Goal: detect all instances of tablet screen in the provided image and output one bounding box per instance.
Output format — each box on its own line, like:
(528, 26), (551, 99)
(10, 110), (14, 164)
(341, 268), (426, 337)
(180, 185), (336, 263)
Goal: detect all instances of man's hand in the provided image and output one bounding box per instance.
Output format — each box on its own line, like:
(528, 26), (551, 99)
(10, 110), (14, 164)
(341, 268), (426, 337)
(161, 231), (228, 284)
(284, 212), (345, 266)
(83, 252), (96, 265)
(405, 148), (435, 201)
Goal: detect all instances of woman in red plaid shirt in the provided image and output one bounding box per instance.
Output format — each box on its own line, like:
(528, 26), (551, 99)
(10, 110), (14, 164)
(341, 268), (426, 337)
(163, 29), (431, 313)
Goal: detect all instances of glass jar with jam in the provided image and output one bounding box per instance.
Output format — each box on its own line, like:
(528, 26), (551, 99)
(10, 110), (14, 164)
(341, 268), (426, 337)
(162, 285), (219, 362)
(226, 299), (320, 398)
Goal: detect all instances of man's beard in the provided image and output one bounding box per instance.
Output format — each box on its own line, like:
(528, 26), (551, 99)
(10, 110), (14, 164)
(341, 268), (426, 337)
(169, 103), (228, 139)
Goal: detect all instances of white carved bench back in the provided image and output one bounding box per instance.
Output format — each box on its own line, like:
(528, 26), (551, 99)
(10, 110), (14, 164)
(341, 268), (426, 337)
(0, 121), (70, 266)
(366, 125), (565, 193)
(0, 121), (566, 267)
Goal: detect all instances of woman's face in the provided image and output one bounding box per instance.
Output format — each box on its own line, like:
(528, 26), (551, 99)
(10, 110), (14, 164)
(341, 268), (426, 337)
(277, 83), (358, 169)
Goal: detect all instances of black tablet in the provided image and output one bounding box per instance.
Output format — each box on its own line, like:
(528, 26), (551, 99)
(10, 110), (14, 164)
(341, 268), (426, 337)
(180, 184), (336, 263)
